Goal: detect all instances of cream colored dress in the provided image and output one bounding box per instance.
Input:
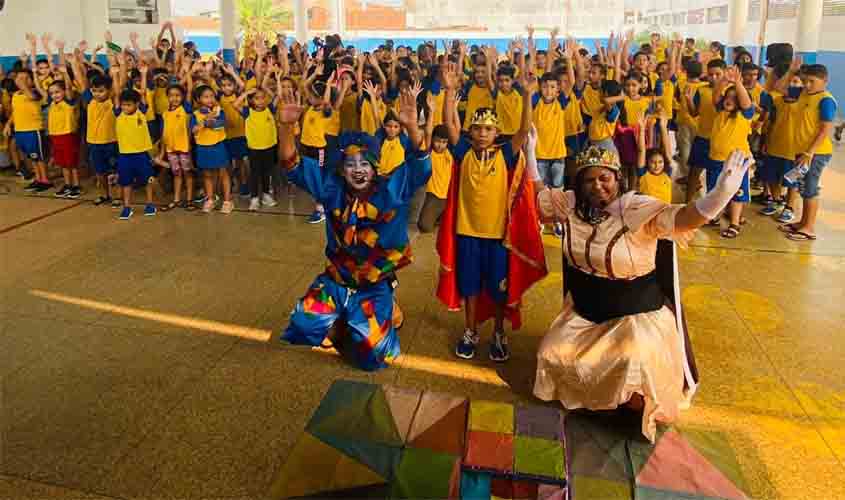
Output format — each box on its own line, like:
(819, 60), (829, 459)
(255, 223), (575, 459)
(533, 190), (697, 442)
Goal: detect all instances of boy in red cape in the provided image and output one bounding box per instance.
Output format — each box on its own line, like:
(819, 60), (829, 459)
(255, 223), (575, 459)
(436, 62), (547, 362)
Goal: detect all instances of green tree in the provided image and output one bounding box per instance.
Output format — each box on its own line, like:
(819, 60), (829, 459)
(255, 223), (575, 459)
(238, 0), (292, 40)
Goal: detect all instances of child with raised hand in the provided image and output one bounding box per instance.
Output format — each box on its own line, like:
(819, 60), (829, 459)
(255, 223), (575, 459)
(357, 53), (388, 136)
(46, 64), (82, 199)
(685, 58), (727, 203)
(636, 115), (673, 204)
(438, 62), (547, 363)
(376, 80), (423, 176)
(159, 83), (194, 211)
(218, 62), (250, 197)
(190, 85), (232, 214)
(112, 60), (156, 220)
(707, 65), (755, 238)
(299, 62), (339, 222)
(235, 84), (278, 212)
(588, 79), (622, 155)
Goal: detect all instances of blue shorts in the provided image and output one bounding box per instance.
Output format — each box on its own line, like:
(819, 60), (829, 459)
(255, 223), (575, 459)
(282, 274), (399, 371)
(224, 136), (248, 160)
(147, 118), (163, 144)
(88, 142), (119, 174)
(196, 142), (231, 169)
(800, 154), (831, 199)
(117, 152), (153, 187)
(15, 130), (47, 161)
(761, 156), (797, 188)
(706, 160), (750, 203)
(689, 137), (710, 169)
(537, 159), (566, 188)
(456, 235), (508, 303)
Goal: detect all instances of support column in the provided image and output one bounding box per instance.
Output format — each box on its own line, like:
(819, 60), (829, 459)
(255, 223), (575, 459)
(295, 0), (308, 45)
(220, 0), (237, 65)
(334, 0), (345, 36)
(796, 0), (823, 64)
(727, 0), (749, 61)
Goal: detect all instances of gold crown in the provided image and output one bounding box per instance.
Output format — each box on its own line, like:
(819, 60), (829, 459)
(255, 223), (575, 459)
(576, 146), (621, 173)
(470, 108), (500, 128)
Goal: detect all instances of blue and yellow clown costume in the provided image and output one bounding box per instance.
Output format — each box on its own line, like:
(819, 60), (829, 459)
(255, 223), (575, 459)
(282, 132), (432, 371)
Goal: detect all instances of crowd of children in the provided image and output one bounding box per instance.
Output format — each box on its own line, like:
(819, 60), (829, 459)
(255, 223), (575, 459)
(0, 24), (839, 364)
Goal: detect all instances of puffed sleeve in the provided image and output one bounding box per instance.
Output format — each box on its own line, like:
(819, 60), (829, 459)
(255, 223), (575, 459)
(537, 189), (574, 224)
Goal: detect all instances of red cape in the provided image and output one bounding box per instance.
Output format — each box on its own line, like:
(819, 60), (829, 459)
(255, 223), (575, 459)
(436, 150), (548, 329)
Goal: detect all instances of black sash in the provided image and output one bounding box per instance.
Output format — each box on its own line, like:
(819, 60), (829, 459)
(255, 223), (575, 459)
(566, 266), (664, 324)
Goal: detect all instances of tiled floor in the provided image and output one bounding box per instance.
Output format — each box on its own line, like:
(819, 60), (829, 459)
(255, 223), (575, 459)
(1, 153), (844, 499)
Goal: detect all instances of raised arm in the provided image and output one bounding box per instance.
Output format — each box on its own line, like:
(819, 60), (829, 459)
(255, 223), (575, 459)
(442, 63), (461, 145)
(424, 91), (436, 151)
(277, 89), (304, 162)
(511, 68), (534, 151)
(41, 33), (56, 73)
(400, 81), (423, 150)
(547, 27), (560, 74)
(484, 46), (497, 92)
(362, 80), (384, 129)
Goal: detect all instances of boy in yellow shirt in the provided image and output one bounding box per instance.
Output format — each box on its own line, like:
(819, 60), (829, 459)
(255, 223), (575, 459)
(112, 72), (157, 220)
(218, 64), (250, 197)
(685, 58), (727, 203)
(235, 87), (278, 211)
(4, 69), (51, 192)
(76, 67), (120, 206)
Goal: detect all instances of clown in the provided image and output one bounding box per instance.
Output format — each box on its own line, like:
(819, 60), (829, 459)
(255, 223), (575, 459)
(277, 87), (431, 371)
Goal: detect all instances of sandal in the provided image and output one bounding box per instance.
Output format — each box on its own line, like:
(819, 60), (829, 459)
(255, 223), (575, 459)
(161, 201), (177, 212)
(185, 203), (197, 212)
(786, 231), (817, 241)
(707, 218), (721, 227)
(778, 223), (799, 234)
(720, 224), (741, 239)
(93, 195), (111, 206)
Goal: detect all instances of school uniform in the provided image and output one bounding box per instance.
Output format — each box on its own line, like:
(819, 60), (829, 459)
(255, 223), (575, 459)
(114, 104), (154, 187)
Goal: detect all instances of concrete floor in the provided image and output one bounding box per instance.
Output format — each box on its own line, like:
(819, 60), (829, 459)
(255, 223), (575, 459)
(1, 153), (844, 499)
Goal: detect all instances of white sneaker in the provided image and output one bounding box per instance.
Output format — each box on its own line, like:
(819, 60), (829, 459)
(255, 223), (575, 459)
(249, 197), (260, 211)
(262, 193), (277, 208)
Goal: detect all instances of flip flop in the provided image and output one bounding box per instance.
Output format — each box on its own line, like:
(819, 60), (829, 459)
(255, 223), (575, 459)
(778, 223), (799, 234)
(720, 224), (741, 239)
(786, 231), (817, 241)
(160, 201), (177, 212)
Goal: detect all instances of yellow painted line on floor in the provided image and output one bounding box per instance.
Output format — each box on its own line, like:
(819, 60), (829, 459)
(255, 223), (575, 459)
(29, 289), (510, 387)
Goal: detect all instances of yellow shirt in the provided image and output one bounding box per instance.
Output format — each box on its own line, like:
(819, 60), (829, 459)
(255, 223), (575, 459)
(378, 136), (407, 176)
(657, 78), (675, 119)
(193, 110), (227, 146)
(456, 146), (509, 239)
(301, 106), (331, 148)
(162, 105), (192, 153)
(11, 91), (44, 132)
(153, 87), (170, 116)
(588, 106), (619, 142)
(426, 149), (453, 199)
(340, 94), (360, 133)
(360, 98), (386, 136)
(495, 90), (523, 136)
(693, 85), (720, 139)
(654, 41), (669, 63)
(325, 105), (342, 136)
(244, 106), (278, 150)
(622, 97), (651, 127)
(639, 171), (672, 203)
(795, 90), (836, 155)
(86, 97), (117, 144)
(564, 90), (584, 136)
(766, 92), (798, 160)
(47, 100), (79, 136)
(36, 76), (54, 104)
(135, 88), (156, 122)
(428, 90), (445, 128)
(581, 84), (603, 118)
(115, 108), (153, 154)
(533, 96), (567, 160)
(462, 84), (495, 131)
(220, 94), (246, 138)
(709, 109), (752, 161)
(677, 80), (704, 129)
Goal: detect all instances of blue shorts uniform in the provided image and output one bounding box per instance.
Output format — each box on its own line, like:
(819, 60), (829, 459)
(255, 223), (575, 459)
(689, 137), (711, 169)
(283, 274), (399, 371)
(196, 142), (230, 169)
(15, 130), (46, 161)
(706, 160), (751, 203)
(456, 235), (509, 304)
(800, 154), (831, 199)
(88, 142), (119, 174)
(117, 152), (153, 187)
(761, 155), (798, 188)
(224, 136), (248, 160)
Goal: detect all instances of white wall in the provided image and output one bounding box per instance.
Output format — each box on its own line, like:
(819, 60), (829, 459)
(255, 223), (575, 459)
(0, 0), (172, 57)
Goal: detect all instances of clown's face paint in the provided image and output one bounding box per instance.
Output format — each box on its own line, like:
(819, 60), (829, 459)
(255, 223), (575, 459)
(343, 152), (375, 192)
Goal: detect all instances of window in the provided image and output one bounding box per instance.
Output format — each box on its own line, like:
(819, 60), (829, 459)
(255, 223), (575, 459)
(673, 12), (686, 25)
(707, 5), (728, 24)
(824, 0), (845, 16)
(109, 0), (159, 24)
(769, 0), (798, 19)
(688, 9), (706, 25)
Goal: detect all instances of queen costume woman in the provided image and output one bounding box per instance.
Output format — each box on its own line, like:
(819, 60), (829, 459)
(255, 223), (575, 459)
(532, 146), (753, 441)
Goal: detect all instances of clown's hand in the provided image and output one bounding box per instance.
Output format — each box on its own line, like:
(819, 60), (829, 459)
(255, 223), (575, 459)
(694, 150), (753, 220)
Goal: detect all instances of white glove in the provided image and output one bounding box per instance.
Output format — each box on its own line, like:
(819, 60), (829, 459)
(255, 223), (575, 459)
(524, 124), (541, 182)
(694, 150), (754, 220)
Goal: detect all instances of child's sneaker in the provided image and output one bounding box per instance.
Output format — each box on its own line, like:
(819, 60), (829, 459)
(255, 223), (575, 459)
(67, 186), (81, 199)
(307, 210), (326, 224)
(93, 195), (111, 206)
(119, 206), (134, 220)
(489, 331), (510, 362)
(54, 185), (71, 198)
(759, 201), (778, 216)
(111, 199), (122, 209)
(455, 329), (479, 360)
(202, 198), (215, 213)
(23, 180), (39, 191)
(239, 184), (250, 198)
(261, 193), (277, 208)
(248, 197), (260, 211)
(34, 182), (52, 192)
(777, 207), (795, 224)
(220, 200), (234, 214)
(143, 204), (157, 216)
